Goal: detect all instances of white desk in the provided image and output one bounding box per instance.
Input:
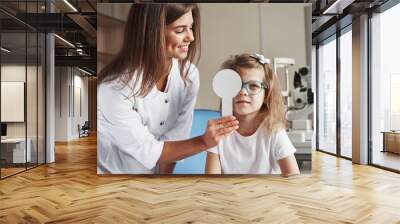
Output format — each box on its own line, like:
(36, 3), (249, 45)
(1, 138), (31, 163)
(287, 131), (312, 166)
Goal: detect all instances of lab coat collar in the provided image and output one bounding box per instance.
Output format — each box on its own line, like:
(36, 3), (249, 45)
(116, 58), (179, 100)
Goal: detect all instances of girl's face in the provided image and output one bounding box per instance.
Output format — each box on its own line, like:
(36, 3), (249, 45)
(165, 10), (194, 60)
(233, 67), (266, 116)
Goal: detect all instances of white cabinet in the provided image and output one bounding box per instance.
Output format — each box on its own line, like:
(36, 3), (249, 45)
(1, 82), (25, 122)
(1, 138), (32, 163)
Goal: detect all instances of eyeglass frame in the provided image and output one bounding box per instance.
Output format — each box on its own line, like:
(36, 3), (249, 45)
(239, 80), (268, 95)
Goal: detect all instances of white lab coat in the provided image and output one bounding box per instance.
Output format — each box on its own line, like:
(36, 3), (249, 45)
(97, 58), (199, 174)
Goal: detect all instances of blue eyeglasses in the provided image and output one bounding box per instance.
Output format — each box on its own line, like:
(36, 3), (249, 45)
(240, 81), (267, 95)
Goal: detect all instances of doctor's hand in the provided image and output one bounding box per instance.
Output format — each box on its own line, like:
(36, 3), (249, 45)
(201, 116), (239, 149)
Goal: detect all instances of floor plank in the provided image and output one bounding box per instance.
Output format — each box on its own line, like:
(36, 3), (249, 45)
(0, 135), (399, 223)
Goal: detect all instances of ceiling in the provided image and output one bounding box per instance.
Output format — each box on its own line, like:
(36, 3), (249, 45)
(0, 0), (97, 74)
(0, 0), (394, 74)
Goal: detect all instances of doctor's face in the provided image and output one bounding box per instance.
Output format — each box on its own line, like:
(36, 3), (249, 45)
(233, 67), (266, 116)
(165, 10), (195, 60)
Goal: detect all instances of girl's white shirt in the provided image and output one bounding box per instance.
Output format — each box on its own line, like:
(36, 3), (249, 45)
(97, 58), (199, 174)
(208, 121), (296, 174)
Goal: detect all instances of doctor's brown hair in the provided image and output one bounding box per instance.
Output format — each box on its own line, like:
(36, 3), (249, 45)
(98, 3), (201, 96)
(221, 54), (287, 134)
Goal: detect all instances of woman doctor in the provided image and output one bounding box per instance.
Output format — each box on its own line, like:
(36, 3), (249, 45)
(97, 4), (239, 174)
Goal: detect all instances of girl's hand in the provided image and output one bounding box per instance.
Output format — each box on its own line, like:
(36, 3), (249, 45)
(201, 116), (239, 149)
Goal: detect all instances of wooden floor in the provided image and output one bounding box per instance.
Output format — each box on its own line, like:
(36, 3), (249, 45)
(0, 167), (26, 178)
(372, 151), (400, 171)
(1, 135), (400, 223)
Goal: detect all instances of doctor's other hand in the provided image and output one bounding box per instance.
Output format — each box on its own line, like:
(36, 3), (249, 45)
(201, 116), (239, 149)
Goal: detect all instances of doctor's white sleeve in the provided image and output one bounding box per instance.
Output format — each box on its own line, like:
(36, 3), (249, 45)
(162, 67), (200, 141)
(98, 83), (164, 170)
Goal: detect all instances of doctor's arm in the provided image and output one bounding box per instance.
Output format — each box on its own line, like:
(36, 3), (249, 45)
(158, 116), (239, 165)
(99, 83), (237, 172)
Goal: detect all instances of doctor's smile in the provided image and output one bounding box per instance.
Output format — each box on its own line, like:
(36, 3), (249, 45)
(165, 10), (194, 60)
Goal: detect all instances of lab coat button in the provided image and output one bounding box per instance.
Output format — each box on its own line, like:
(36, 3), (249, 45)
(160, 121), (165, 126)
(132, 106), (137, 111)
(165, 99), (168, 103)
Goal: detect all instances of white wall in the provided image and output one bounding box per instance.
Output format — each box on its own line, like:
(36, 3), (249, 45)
(1, 65), (37, 137)
(55, 67), (89, 141)
(1, 66), (26, 127)
(1, 82), (25, 122)
(72, 73), (89, 138)
(260, 4), (311, 93)
(1, 63), (46, 163)
(1, 65), (26, 81)
(55, 66), (68, 141)
(196, 3), (311, 110)
(197, 4), (261, 110)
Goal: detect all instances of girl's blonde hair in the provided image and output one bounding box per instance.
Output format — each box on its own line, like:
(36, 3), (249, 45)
(221, 53), (287, 133)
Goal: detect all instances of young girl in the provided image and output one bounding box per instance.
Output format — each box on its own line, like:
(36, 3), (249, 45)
(205, 53), (300, 176)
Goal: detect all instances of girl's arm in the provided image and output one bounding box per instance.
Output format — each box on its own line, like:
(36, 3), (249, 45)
(205, 152), (222, 174)
(278, 154), (300, 177)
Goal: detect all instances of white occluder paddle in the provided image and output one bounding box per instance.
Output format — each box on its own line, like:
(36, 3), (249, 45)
(212, 69), (242, 116)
